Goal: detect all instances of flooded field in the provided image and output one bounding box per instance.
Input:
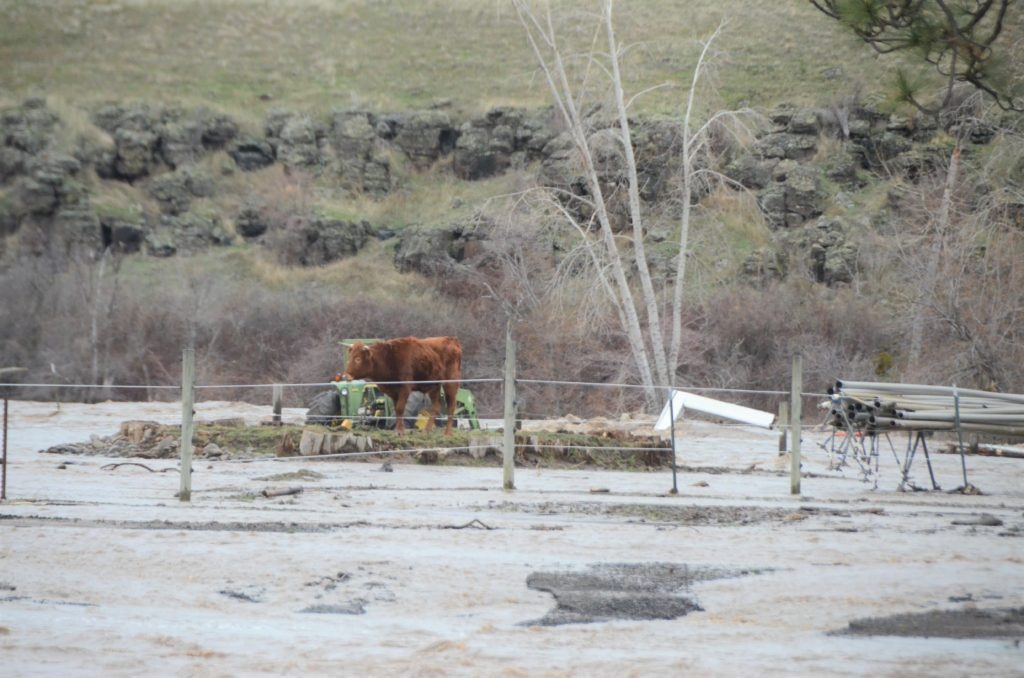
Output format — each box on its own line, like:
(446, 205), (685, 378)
(1, 400), (1023, 676)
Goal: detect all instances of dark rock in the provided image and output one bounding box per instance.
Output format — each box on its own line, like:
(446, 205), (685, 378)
(784, 164), (825, 221)
(851, 131), (913, 170)
(14, 176), (59, 216)
(795, 217), (857, 285)
(181, 166), (214, 198)
(758, 184), (787, 229)
(300, 601), (366, 615)
(159, 119), (204, 169)
(54, 206), (102, 250)
(228, 137), (275, 171)
(113, 128), (158, 180)
(101, 217), (146, 253)
(0, 197), (18, 236)
(391, 110), (457, 169)
(268, 111), (322, 168)
(824, 149), (862, 186)
(741, 247), (785, 285)
(151, 212), (234, 254)
(147, 172), (192, 215)
(198, 112), (238, 149)
(328, 110), (392, 194)
(454, 107), (555, 180)
(756, 132), (817, 161)
(264, 108), (292, 139)
(787, 109), (820, 135)
(235, 205), (267, 238)
(2, 103), (58, 154)
(725, 154), (778, 190)
(156, 107), (233, 167)
(145, 232), (177, 257)
(0, 146), (27, 182)
(297, 218), (373, 265)
(393, 222), (482, 275)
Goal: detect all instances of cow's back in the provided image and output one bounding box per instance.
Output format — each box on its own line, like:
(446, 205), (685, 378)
(422, 336), (462, 381)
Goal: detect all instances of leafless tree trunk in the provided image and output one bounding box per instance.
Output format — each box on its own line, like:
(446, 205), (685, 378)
(513, 0), (734, 405)
(514, 0), (658, 402)
(907, 145), (960, 373)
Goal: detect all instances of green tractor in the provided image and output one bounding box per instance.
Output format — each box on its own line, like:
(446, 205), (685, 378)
(305, 341), (480, 431)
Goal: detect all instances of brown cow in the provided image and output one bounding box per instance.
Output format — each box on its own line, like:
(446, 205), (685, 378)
(342, 336), (462, 435)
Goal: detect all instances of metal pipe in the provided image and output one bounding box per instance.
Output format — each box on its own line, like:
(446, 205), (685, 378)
(837, 380), (1024, 405)
(895, 411), (1024, 424)
(873, 417), (1024, 436)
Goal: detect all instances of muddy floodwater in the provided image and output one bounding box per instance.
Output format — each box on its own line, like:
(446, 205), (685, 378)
(1, 400), (1023, 676)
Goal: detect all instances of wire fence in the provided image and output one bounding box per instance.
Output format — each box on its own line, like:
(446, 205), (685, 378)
(0, 372), (809, 445)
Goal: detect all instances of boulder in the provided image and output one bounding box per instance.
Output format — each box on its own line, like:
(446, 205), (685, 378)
(267, 111), (322, 168)
(228, 137), (275, 171)
(328, 110), (392, 194)
(158, 119), (205, 169)
(14, 176), (59, 216)
(296, 218), (373, 265)
(725, 154), (778, 190)
(453, 107), (555, 180)
(787, 108), (820, 135)
(757, 164), (825, 229)
(1, 101), (59, 154)
(851, 131), (912, 170)
(0, 146), (27, 182)
(113, 128), (158, 181)
(393, 222), (482, 275)
(197, 110), (239, 149)
(147, 171), (192, 215)
(784, 164), (825, 224)
(53, 206), (102, 250)
(101, 216), (146, 253)
(755, 132), (817, 161)
(390, 110), (458, 169)
(234, 205), (267, 238)
(150, 212), (234, 255)
(790, 217), (857, 285)
(741, 246), (785, 285)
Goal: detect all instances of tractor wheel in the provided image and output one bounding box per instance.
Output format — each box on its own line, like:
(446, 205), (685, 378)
(402, 391), (430, 428)
(305, 390), (341, 425)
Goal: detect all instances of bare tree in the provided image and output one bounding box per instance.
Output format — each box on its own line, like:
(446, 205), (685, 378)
(512, 0), (750, 404)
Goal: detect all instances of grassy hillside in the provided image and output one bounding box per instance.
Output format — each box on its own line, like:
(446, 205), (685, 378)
(0, 0), (891, 121)
(2, 0), (1022, 408)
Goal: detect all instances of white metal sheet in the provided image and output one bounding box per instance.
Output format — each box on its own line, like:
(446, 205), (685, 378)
(655, 390), (775, 430)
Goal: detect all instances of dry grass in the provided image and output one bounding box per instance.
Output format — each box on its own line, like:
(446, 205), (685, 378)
(0, 0), (894, 121)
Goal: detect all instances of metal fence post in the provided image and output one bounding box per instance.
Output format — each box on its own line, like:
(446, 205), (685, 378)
(179, 348), (195, 502)
(502, 321), (516, 491)
(2, 398), (7, 501)
(777, 401), (789, 453)
(668, 389), (678, 495)
(790, 355), (802, 495)
(272, 384), (283, 425)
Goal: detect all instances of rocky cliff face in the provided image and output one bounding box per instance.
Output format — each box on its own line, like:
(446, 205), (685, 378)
(0, 95), (1006, 286)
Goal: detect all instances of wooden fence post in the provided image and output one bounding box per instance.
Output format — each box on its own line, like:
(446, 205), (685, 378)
(502, 321), (516, 491)
(272, 384), (283, 425)
(790, 354), (802, 495)
(179, 348), (195, 502)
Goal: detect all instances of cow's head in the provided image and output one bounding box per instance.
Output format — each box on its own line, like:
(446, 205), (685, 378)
(342, 341), (372, 380)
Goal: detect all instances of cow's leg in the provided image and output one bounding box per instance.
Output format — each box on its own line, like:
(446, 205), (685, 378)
(394, 387), (410, 435)
(424, 386), (441, 432)
(442, 382), (458, 435)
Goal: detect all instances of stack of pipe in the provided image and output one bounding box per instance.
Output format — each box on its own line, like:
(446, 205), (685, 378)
(828, 380), (1024, 437)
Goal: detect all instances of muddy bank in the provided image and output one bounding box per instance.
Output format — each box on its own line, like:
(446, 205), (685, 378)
(836, 606), (1024, 639)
